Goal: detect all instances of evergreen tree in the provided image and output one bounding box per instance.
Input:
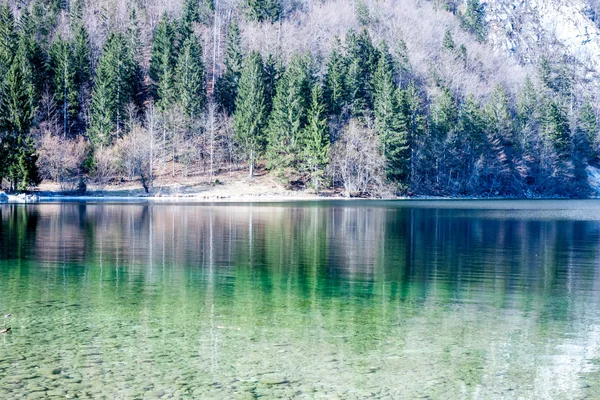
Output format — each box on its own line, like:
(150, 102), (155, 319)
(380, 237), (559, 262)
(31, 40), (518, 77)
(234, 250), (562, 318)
(263, 54), (280, 115)
(345, 29), (379, 116)
(2, 40), (40, 190)
(149, 13), (177, 104)
(300, 83), (329, 192)
(544, 101), (571, 160)
(323, 38), (347, 116)
(246, 0), (282, 23)
(72, 24), (91, 88)
(215, 19), (243, 115)
(578, 101), (598, 161)
(461, 0), (487, 42)
(373, 44), (409, 183)
(175, 35), (206, 120)
(18, 10), (47, 93)
(88, 33), (137, 148)
(431, 87), (459, 138)
(49, 37), (78, 137)
(266, 54), (313, 170)
(485, 85), (516, 191)
(443, 29), (455, 50)
(0, 5), (17, 77)
(234, 51), (267, 178)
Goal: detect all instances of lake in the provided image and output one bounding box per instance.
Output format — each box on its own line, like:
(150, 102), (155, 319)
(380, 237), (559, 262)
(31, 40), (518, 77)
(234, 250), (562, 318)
(1, 200), (600, 399)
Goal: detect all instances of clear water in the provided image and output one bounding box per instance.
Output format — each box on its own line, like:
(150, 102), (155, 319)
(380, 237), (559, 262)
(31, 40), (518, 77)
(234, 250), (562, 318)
(1, 200), (600, 399)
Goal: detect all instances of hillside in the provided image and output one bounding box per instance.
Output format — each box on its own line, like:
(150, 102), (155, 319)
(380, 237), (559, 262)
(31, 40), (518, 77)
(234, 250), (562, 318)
(0, 0), (599, 197)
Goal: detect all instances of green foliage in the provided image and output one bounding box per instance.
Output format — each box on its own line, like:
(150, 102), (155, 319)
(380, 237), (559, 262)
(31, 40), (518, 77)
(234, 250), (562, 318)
(431, 87), (459, 138)
(175, 35), (206, 119)
(49, 37), (79, 136)
(443, 29), (455, 50)
(234, 51), (268, 177)
(216, 20), (243, 115)
(461, 0), (487, 42)
(300, 83), (330, 191)
(88, 33), (137, 148)
(345, 29), (379, 117)
(544, 101), (572, 159)
(266, 54), (313, 169)
(150, 13), (177, 105)
(373, 44), (409, 183)
(578, 101), (598, 160)
(323, 38), (347, 116)
(246, 0), (282, 23)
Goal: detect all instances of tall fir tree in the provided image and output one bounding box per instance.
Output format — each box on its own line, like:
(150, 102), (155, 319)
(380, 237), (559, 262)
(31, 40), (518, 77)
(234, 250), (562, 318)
(216, 19), (243, 115)
(175, 35), (206, 120)
(246, 0), (282, 23)
(266, 54), (313, 169)
(544, 101), (572, 160)
(345, 29), (379, 116)
(2, 40), (40, 190)
(323, 38), (347, 116)
(461, 0), (487, 42)
(577, 101), (598, 161)
(373, 44), (409, 183)
(150, 13), (177, 106)
(300, 83), (330, 192)
(88, 32), (137, 148)
(233, 51), (268, 178)
(49, 37), (78, 137)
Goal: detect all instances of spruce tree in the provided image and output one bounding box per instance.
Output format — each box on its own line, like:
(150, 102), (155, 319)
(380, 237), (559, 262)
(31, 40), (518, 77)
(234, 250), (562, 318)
(2, 41), (40, 191)
(431, 87), (459, 138)
(246, 0), (282, 23)
(578, 101), (598, 161)
(175, 35), (206, 120)
(88, 33), (137, 148)
(266, 54), (313, 170)
(345, 29), (378, 116)
(323, 38), (347, 116)
(443, 29), (455, 50)
(544, 101), (571, 160)
(461, 0), (487, 42)
(72, 24), (91, 88)
(233, 51), (267, 178)
(373, 44), (409, 183)
(150, 13), (177, 104)
(263, 54), (279, 116)
(49, 37), (78, 137)
(216, 19), (243, 115)
(300, 83), (330, 192)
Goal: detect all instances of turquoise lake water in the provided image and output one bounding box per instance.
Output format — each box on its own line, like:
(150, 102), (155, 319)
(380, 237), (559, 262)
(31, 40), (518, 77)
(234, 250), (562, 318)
(1, 200), (600, 399)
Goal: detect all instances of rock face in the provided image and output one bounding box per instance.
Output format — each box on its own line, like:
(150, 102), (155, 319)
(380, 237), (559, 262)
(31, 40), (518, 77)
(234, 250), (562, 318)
(482, 0), (600, 90)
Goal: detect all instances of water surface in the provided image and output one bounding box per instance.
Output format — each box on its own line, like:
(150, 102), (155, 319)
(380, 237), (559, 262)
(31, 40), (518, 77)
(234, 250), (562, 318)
(1, 200), (600, 399)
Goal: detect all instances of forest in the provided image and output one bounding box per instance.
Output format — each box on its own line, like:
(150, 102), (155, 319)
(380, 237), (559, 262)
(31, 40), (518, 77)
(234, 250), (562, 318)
(0, 0), (597, 197)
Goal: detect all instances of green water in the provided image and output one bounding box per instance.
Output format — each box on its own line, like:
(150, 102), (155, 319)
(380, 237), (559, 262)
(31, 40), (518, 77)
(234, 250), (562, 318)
(1, 201), (600, 399)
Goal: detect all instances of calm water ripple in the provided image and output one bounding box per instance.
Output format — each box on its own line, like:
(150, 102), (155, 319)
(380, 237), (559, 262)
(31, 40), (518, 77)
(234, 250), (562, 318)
(0, 200), (600, 399)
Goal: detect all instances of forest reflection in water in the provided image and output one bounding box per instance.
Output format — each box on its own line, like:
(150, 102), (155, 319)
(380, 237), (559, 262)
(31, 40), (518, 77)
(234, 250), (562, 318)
(0, 201), (599, 399)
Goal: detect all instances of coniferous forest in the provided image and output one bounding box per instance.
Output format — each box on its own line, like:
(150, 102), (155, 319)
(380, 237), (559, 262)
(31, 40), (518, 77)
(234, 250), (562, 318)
(0, 0), (597, 197)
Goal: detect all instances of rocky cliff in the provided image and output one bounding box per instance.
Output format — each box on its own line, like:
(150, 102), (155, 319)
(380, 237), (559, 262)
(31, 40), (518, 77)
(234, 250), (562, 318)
(481, 0), (600, 98)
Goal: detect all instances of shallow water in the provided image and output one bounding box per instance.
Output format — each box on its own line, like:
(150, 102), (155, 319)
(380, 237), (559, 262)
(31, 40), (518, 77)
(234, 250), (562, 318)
(1, 200), (600, 399)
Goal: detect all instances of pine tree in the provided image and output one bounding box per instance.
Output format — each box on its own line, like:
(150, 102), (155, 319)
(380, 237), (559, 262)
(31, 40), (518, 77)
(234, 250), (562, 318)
(2, 40), (40, 191)
(431, 87), (459, 138)
(0, 5), (17, 77)
(216, 19), (243, 115)
(300, 83), (330, 192)
(461, 0), (487, 42)
(246, 0), (282, 23)
(49, 37), (78, 137)
(443, 29), (455, 50)
(175, 35), (206, 120)
(373, 44), (409, 183)
(18, 10), (47, 93)
(345, 29), (379, 116)
(266, 54), (313, 169)
(578, 101), (598, 161)
(233, 51), (267, 178)
(263, 54), (280, 115)
(72, 24), (91, 87)
(323, 38), (347, 116)
(544, 101), (571, 160)
(88, 33), (137, 148)
(150, 13), (177, 104)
